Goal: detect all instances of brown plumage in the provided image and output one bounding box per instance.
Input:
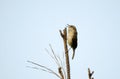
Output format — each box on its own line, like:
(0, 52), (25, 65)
(67, 25), (78, 59)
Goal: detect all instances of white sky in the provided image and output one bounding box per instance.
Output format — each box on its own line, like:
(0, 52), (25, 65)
(0, 0), (120, 79)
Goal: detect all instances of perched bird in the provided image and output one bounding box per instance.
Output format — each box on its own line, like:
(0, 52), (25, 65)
(67, 24), (78, 59)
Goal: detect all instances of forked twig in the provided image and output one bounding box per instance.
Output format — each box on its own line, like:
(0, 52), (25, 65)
(58, 67), (64, 79)
(88, 68), (94, 79)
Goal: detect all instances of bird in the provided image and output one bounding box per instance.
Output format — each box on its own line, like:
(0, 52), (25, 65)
(67, 24), (78, 59)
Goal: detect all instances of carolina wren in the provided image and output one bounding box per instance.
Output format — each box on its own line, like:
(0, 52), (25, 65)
(67, 24), (78, 59)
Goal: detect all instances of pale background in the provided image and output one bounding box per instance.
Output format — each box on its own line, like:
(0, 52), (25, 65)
(0, 0), (120, 79)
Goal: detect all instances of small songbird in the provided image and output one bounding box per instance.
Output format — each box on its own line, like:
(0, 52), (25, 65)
(67, 24), (78, 59)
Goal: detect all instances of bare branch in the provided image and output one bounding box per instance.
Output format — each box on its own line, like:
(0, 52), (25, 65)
(57, 55), (66, 79)
(45, 48), (58, 65)
(88, 68), (94, 79)
(27, 60), (61, 78)
(59, 30), (64, 38)
(58, 67), (64, 79)
(59, 28), (71, 79)
(45, 45), (66, 79)
(45, 48), (60, 67)
(49, 44), (60, 67)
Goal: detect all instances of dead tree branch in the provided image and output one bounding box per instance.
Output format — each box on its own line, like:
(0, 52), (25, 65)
(58, 67), (64, 79)
(27, 60), (61, 78)
(88, 68), (94, 79)
(59, 28), (70, 79)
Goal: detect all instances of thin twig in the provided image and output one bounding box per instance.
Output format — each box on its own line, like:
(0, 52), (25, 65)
(27, 60), (61, 78)
(49, 44), (60, 66)
(45, 45), (66, 79)
(45, 48), (60, 67)
(45, 48), (58, 66)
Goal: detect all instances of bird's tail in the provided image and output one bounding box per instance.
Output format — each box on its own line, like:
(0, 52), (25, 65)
(72, 49), (75, 60)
